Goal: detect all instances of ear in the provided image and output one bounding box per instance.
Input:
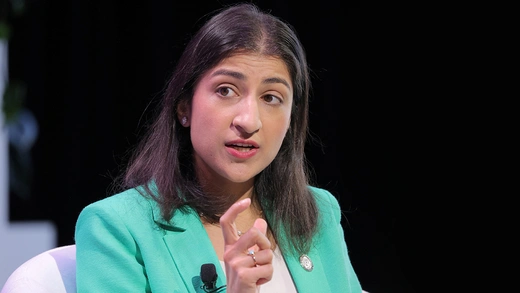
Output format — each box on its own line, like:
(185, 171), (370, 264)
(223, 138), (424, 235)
(177, 100), (191, 127)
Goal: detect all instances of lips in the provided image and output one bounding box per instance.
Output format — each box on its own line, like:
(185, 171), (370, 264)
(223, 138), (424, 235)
(225, 140), (259, 159)
(226, 143), (258, 151)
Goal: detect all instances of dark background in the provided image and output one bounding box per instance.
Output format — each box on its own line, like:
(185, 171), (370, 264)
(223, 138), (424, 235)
(6, 0), (447, 292)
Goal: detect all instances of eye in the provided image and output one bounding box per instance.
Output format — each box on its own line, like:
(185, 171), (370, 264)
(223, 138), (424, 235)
(216, 86), (237, 97)
(262, 94), (283, 105)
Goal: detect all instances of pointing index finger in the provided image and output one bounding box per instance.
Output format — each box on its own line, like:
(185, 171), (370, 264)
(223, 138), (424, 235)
(219, 198), (251, 244)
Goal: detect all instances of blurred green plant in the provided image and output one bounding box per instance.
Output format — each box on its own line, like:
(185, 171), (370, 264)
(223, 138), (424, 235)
(2, 0), (35, 200)
(1, 0), (26, 125)
(1, 0), (26, 39)
(3, 81), (27, 124)
(0, 21), (10, 39)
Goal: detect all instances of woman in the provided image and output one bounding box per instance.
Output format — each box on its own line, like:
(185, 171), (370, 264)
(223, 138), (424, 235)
(75, 3), (362, 292)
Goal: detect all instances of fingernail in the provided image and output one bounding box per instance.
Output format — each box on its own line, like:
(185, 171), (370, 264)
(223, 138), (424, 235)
(238, 198), (250, 205)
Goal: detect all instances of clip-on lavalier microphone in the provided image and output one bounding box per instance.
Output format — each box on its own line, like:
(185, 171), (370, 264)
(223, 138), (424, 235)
(200, 263), (226, 292)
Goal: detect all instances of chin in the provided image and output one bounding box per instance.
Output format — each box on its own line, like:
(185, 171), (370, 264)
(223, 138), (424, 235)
(225, 173), (257, 184)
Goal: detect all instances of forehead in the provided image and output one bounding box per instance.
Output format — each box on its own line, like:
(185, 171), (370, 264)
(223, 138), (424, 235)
(207, 53), (292, 85)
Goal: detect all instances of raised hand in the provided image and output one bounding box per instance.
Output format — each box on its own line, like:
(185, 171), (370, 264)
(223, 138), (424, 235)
(219, 198), (274, 293)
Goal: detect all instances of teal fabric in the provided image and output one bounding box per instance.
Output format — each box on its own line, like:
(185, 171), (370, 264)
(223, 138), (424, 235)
(75, 186), (362, 292)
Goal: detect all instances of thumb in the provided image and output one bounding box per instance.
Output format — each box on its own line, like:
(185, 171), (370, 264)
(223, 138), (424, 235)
(253, 218), (268, 236)
(248, 218), (269, 252)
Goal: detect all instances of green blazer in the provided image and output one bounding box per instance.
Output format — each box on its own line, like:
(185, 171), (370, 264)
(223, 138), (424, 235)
(75, 186), (362, 292)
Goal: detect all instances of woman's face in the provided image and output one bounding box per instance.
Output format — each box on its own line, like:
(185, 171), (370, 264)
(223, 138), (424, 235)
(183, 53), (293, 191)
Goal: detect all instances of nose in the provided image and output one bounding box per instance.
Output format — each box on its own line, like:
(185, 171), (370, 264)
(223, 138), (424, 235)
(232, 97), (262, 135)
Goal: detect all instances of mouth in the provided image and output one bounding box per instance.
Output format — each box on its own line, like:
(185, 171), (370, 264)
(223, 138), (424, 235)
(226, 143), (258, 152)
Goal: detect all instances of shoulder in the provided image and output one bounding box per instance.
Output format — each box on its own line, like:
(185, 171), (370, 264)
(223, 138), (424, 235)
(307, 185), (336, 199)
(307, 185), (342, 221)
(83, 188), (150, 209)
(307, 185), (340, 208)
(75, 187), (166, 245)
(77, 187), (156, 224)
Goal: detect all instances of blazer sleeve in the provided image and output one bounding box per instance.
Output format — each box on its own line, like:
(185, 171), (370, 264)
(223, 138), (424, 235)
(74, 196), (150, 292)
(311, 186), (362, 292)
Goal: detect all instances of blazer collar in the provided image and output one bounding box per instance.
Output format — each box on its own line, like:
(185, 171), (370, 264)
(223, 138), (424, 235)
(152, 202), (226, 293)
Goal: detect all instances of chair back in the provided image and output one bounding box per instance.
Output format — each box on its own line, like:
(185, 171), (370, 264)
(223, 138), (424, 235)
(1, 245), (76, 293)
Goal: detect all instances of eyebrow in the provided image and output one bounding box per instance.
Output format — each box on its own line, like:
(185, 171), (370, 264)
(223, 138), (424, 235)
(211, 69), (291, 90)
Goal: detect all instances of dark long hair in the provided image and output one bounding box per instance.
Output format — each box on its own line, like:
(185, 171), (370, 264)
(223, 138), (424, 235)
(114, 3), (318, 255)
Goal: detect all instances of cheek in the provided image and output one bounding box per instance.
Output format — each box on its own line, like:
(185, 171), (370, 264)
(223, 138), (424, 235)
(266, 116), (291, 146)
(190, 112), (217, 147)
(192, 112), (213, 129)
(190, 97), (217, 128)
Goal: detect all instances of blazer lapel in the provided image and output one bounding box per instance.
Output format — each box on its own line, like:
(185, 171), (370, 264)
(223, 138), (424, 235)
(276, 224), (331, 293)
(153, 206), (226, 293)
(285, 250), (331, 293)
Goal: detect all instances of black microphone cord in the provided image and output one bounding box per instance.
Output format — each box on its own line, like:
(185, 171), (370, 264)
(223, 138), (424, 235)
(201, 284), (226, 293)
